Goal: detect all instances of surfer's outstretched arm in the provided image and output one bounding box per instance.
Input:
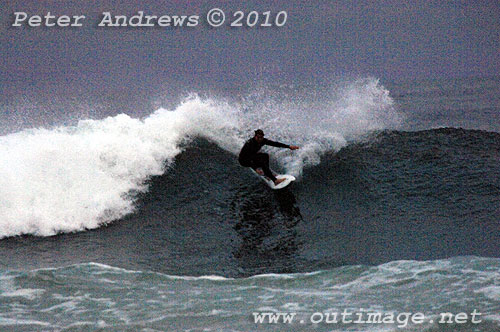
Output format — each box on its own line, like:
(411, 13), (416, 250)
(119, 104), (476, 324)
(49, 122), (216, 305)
(264, 139), (300, 150)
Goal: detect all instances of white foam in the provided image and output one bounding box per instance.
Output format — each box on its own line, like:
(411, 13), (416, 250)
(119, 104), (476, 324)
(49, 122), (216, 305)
(0, 316), (51, 327)
(1, 288), (45, 300)
(166, 275), (235, 281)
(475, 286), (500, 301)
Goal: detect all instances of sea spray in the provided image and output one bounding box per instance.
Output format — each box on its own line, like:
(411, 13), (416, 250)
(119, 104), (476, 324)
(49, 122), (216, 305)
(236, 77), (401, 175)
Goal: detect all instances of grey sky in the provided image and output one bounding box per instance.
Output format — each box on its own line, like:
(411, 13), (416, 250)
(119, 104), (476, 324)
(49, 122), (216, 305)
(1, 0), (499, 95)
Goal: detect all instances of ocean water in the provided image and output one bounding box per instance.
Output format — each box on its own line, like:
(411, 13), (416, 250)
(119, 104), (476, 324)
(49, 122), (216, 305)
(0, 77), (499, 331)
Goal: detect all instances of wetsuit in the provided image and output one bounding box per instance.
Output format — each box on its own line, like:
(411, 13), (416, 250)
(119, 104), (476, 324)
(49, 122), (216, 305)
(238, 138), (290, 181)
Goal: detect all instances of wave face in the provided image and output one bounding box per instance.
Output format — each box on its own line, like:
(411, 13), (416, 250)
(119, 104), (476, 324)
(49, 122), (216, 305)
(0, 257), (498, 331)
(0, 78), (399, 238)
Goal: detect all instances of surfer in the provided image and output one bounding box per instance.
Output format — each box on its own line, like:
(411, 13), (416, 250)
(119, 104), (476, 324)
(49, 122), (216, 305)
(238, 129), (299, 185)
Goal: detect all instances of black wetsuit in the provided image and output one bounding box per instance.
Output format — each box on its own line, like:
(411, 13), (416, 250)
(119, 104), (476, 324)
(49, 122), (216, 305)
(238, 138), (290, 181)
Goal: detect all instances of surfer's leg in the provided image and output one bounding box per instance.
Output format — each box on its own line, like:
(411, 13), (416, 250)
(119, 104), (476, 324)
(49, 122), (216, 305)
(253, 153), (277, 181)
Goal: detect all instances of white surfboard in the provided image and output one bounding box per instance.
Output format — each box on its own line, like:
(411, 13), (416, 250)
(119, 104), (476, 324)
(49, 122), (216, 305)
(251, 168), (296, 190)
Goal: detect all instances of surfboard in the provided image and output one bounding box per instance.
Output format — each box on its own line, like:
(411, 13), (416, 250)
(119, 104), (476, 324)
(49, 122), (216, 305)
(251, 168), (296, 190)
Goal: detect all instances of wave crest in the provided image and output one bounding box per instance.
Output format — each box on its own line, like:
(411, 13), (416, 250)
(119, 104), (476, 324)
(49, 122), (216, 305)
(0, 78), (399, 237)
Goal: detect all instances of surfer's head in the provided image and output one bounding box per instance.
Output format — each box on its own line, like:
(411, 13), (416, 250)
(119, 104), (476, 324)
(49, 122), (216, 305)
(254, 129), (265, 142)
